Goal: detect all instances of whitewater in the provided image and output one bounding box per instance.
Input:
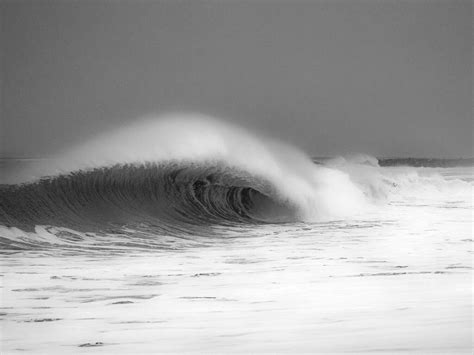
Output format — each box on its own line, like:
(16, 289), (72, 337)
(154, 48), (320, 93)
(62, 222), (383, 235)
(0, 114), (472, 353)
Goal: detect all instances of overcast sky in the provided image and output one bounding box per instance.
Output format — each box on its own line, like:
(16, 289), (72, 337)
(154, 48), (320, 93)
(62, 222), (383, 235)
(1, 0), (472, 158)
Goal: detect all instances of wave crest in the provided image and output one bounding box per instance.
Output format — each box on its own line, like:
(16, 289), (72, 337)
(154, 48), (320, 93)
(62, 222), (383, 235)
(1, 114), (371, 240)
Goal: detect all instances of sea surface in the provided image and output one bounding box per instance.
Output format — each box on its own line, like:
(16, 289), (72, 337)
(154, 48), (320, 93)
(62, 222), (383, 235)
(0, 119), (472, 353)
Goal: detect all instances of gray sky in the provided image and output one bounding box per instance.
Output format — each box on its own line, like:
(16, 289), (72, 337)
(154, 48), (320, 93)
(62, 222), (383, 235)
(1, 0), (472, 158)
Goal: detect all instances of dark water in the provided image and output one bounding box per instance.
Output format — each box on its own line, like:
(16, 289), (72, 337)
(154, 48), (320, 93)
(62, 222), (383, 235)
(378, 157), (474, 167)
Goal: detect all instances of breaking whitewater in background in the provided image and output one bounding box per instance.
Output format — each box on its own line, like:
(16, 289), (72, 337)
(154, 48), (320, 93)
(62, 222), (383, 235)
(0, 115), (472, 353)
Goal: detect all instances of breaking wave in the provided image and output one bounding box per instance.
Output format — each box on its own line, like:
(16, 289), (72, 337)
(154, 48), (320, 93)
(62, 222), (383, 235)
(0, 162), (300, 231)
(1, 114), (471, 251)
(0, 114), (369, 248)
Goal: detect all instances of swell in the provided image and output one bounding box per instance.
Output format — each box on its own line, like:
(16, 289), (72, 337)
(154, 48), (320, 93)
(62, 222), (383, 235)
(0, 114), (377, 251)
(0, 162), (297, 235)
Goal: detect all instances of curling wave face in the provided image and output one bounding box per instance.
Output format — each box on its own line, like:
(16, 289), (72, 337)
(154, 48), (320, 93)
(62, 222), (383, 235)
(0, 162), (300, 233)
(0, 114), (368, 243)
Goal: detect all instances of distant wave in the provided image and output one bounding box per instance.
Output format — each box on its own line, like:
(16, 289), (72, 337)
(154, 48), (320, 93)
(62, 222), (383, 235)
(313, 157), (474, 168)
(378, 158), (474, 168)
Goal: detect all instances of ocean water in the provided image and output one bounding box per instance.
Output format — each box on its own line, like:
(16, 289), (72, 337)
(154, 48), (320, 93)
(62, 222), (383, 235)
(1, 117), (472, 353)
